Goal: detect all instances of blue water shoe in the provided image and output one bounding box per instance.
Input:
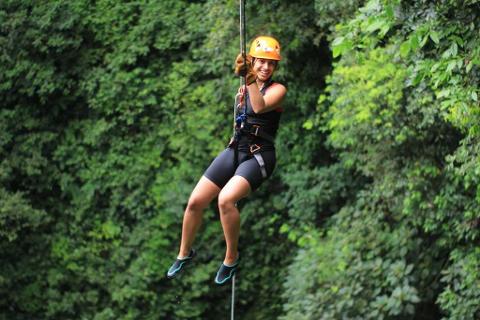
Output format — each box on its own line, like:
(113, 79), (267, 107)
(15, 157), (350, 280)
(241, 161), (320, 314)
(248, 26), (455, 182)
(166, 249), (196, 279)
(214, 258), (239, 285)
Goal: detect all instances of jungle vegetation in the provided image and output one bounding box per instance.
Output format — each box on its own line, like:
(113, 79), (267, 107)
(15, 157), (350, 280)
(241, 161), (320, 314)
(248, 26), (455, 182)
(1, 0), (479, 319)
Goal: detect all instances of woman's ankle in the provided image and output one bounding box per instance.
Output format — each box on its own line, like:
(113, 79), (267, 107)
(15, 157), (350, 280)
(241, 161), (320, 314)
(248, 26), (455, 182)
(178, 248), (191, 259)
(223, 252), (239, 265)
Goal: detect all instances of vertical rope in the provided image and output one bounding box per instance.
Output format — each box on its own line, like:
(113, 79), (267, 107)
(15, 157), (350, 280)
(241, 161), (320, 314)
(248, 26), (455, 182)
(240, 0), (246, 85)
(231, 274), (236, 320)
(234, 0), (247, 131)
(230, 3), (243, 319)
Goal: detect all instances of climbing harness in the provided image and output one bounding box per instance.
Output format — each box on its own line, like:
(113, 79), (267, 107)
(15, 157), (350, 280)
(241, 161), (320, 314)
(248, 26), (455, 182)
(229, 80), (277, 179)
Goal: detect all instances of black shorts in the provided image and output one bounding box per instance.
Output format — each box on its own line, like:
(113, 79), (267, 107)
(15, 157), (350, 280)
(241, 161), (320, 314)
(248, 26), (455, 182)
(204, 147), (276, 191)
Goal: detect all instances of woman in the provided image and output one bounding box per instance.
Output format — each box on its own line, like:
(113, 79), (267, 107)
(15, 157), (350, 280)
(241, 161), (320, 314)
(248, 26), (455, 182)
(167, 36), (286, 285)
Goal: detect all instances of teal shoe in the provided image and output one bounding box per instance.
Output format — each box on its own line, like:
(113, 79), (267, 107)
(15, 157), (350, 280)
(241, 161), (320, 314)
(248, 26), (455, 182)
(214, 258), (239, 285)
(166, 249), (196, 279)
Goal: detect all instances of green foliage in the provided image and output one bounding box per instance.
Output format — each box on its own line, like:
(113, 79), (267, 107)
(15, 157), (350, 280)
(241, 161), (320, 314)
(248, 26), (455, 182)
(282, 0), (480, 319)
(325, 47), (407, 172)
(315, 0), (364, 28)
(438, 247), (480, 320)
(2, 0), (479, 319)
(0, 0), (326, 319)
(0, 189), (48, 242)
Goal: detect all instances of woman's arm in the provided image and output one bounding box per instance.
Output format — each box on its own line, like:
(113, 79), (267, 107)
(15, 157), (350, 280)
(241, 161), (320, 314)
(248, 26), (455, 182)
(247, 82), (287, 114)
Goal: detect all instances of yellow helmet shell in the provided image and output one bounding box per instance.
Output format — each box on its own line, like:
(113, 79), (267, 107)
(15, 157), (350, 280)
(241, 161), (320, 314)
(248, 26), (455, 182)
(249, 36), (281, 61)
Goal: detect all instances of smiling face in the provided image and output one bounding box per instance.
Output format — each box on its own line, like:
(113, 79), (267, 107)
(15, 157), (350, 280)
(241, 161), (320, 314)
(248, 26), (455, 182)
(253, 58), (278, 81)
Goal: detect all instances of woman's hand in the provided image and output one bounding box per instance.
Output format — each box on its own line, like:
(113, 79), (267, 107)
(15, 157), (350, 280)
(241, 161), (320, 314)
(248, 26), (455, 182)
(234, 54), (256, 85)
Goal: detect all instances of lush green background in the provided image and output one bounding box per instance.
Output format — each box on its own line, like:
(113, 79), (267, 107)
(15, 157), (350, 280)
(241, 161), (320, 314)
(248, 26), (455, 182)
(1, 0), (479, 319)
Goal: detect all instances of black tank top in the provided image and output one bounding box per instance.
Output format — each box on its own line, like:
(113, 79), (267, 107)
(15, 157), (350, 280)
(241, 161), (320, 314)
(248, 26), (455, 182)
(237, 80), (283, 150)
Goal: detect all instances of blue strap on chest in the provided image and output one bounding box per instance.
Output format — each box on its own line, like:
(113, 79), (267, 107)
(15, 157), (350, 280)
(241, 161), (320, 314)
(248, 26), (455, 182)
(235, 113), (247, 127)
(236, 90), (249, 126)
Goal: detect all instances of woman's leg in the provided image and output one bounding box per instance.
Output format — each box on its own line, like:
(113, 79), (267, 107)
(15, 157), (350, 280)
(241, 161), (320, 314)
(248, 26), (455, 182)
(217, 175), (251, 264)
(178, 176), (221, 257)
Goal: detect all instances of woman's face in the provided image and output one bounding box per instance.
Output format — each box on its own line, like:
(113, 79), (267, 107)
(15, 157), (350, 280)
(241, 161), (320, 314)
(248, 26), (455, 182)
(253, 58), (277, 81)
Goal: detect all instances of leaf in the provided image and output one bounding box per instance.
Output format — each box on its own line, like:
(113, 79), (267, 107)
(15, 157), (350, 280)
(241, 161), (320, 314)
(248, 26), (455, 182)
(429, 31), (440, 44)
(437, 89), (450, 98)
(446, 60), (457, 73)
(303, 119), (314, 130)
(451, 42), (458, 56)
(431, 62), (441, 72)
(332, 36), (345, 47)
(385, 5), (395, 20)
(410, 34), (420, 50)
(332, 37), (353, 58)
(331, 37), (345, 58)
(420, 35), (429, 48)
(366, 20), (386, 33)
(400, 41), (411, 58)
(466, 61), (473, 73)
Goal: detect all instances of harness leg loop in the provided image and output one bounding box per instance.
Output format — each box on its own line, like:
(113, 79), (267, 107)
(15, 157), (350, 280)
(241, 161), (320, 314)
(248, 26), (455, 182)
(253, 153), (267, 178)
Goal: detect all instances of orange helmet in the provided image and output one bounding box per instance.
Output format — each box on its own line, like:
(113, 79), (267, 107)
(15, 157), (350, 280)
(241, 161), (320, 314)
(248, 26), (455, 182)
(249, 36), (281, 61)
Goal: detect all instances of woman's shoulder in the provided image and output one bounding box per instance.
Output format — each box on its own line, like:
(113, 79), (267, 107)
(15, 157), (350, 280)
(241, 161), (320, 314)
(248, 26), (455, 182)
(269, 81), (286, 91)
(265, 81), (287, 97)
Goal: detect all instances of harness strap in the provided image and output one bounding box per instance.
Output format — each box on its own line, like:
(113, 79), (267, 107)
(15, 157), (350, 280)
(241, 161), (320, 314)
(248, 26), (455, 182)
(253, 153), (267, 178)
(240, 122), (275, 142)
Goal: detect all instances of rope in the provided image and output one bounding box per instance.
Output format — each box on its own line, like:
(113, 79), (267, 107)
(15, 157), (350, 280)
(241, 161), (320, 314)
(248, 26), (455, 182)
(229, 3), (244, 319)
(234, 0), (247, 131)
(231, 274), (236, 320)
(240, 0), (246, 86)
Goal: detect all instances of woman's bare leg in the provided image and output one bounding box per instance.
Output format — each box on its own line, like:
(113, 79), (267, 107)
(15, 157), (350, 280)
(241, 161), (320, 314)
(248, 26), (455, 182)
(178, 176), (221, 257)
(217, 175), (251, 265)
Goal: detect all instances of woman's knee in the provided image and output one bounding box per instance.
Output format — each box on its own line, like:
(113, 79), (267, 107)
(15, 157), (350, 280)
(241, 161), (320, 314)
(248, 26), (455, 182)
(217, 191), (236, 213)
(186, 195), (209, 213)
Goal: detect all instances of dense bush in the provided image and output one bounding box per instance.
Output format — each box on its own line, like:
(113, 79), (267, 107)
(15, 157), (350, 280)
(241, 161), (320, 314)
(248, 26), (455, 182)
(0, 0), (324, 319)
(282, 0), (480, 319)
(1, 0), (478, 319)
